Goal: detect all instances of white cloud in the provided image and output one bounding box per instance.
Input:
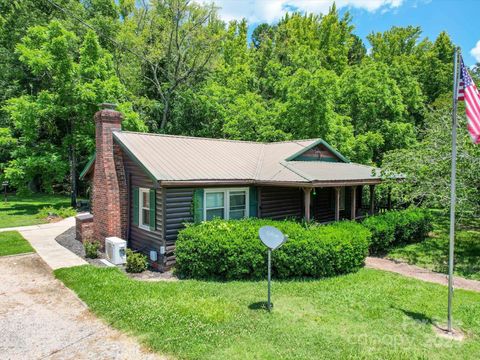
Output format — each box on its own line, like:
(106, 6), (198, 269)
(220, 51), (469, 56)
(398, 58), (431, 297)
(201, 0), (404, 24)
(471, 40), (480, 63)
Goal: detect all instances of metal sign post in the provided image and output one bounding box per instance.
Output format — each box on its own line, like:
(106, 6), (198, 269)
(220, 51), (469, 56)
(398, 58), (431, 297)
(267, 249), (271, 310)
(259, 226), (287, 312)
(447, 46), (460, 333)
(2, 181), (8, 202)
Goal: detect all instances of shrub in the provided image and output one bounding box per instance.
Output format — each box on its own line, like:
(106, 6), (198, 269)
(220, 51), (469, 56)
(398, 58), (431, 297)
(175, 218), (370, 280)
(37, 206), (76, 219)
(84, 240), (100, 259)
(126, 249), (148, 273)
(363, 208), (433, 254)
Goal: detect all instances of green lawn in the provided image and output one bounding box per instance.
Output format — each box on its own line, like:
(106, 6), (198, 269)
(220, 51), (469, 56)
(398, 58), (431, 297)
(0, 231), (34, 256)
(388, 211), (480, 281)
(0, 193), (72, 228)
(55, 265), (480, 359)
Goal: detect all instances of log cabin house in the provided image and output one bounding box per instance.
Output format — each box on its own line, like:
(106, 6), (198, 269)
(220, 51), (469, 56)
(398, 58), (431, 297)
(79, 104), (383, 270)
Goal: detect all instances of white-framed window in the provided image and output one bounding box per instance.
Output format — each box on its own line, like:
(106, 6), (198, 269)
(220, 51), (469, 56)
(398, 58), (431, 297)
(139, 188), (151, 230)
(204, 188), (249, 221)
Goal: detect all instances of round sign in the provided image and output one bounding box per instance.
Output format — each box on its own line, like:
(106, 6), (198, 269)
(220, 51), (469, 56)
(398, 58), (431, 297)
(259, 226), (286, 250)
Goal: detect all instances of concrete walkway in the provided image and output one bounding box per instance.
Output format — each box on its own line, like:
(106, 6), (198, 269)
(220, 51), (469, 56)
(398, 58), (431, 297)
(0, 217), (87, 270)
(0, 253), (162, 359)
(366, 257), (480, 292)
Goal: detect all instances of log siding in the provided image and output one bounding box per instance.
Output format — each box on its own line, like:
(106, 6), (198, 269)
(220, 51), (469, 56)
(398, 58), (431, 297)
(123, 152), (164, 258)
(258, 186), (303, 220)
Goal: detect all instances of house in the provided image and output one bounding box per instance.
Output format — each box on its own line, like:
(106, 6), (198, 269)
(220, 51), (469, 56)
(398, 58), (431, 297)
(79, 104), (383, 270)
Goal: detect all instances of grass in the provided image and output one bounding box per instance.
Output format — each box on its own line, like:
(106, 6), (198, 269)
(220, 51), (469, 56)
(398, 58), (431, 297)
(0, 231), (34, 256)
(0, 193), (73, 228)
(55, 265), (480, 359)
(388, 211), (480, 280)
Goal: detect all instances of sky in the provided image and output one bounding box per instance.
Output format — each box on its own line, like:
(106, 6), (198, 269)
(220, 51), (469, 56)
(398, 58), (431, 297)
(201, 0), (480, 66)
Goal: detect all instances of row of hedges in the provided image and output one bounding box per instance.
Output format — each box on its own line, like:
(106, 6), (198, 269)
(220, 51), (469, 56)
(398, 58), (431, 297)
(175, 219), (370, 280)
(175, 208), (432, 280)
(362, 208), (433, 254)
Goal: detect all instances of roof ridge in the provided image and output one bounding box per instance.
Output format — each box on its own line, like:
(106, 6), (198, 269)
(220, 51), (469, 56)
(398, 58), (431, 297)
(118, 131), (264, 144)
(118, 131), (320, 145)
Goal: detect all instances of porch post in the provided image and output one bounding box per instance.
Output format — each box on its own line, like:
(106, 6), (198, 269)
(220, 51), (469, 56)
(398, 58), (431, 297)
(387, 187), (392, 210)
(369, 184), (375, 214)
(334, 187), (341, 221)
(303, 187), (312, 222)
(350, 186), (357, 220)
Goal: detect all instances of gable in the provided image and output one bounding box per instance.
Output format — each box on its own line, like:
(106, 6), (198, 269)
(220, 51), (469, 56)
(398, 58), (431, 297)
(294, 144), (341, 162)
(285, 139), (349, 163)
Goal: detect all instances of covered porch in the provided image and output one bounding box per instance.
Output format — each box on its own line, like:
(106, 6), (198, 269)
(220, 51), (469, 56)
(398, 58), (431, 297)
(257, 183), (387, 223)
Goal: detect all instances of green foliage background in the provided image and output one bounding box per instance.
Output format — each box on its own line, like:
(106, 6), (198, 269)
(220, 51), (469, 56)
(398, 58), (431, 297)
(0, 0), (478, 215)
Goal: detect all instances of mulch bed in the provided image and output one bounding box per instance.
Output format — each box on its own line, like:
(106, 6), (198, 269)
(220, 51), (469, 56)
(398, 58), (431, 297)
(55, 227), (106, 267)
(55, 227), (178, 281)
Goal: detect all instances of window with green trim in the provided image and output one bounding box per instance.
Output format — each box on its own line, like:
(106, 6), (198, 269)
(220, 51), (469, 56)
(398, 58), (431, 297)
(139, 188), (151, 230)
(204, 188), (249, 221)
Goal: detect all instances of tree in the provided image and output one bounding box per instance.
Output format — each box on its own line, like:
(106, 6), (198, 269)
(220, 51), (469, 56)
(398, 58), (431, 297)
(337, 58), (415, 161)
(382, 108), (480, 220)
(4, 21), (145, 201)
(115, 0), (225, 131)
(367, 26), (422, 64)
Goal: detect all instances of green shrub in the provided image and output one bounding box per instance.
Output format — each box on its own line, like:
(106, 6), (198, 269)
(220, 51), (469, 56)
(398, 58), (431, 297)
(126, 249), (148, 273)
(175, 218), (370, 280)
(37, 206), (76, 219)
(84, 240), (100, 259)
(363, 208), (433, 254)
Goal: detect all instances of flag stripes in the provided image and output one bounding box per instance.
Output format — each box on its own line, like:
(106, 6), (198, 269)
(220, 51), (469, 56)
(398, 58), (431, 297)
(457, 56), (480, 144)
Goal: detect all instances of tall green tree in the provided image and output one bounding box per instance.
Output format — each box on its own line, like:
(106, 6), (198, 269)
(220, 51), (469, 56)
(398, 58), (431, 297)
(4, 21), (145, 201)
(382, 108), (480, 220)
(115, 0), (225, 131)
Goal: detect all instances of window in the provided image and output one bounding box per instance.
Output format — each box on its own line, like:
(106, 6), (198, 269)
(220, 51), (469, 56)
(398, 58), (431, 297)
(139, 188), (151, 230)
(205, 191), (225, 220)
(204, 188), (249, 221)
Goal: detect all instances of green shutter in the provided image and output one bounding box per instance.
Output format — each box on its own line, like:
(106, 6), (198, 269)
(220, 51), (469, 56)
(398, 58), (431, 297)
(149, 189), (156, 231)
(193, 188), (204, 223)
(133, 187), (139, 226)
(249, 187), (258, 218)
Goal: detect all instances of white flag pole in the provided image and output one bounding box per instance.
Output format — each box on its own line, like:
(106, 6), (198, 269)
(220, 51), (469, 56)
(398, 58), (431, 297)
(447, 46), (459, 333)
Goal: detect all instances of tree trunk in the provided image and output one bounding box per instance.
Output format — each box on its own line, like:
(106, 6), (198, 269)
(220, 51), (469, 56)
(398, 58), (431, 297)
(160, 97), (170, 129)
(69, 144), (77, 208)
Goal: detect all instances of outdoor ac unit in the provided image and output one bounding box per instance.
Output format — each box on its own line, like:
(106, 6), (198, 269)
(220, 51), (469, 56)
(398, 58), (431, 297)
(105, 237), (127, 265)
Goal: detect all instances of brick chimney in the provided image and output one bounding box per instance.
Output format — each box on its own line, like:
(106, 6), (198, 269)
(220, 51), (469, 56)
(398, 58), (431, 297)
(92, 103), (128, 245)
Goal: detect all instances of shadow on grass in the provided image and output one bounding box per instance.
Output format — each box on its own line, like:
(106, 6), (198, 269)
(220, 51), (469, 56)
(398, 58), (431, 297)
(249, 301), (272, 311)
(395, 307), (433, 325)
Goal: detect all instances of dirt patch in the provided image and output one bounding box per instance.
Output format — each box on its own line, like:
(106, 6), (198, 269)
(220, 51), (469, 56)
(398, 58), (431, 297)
(0, 253), (164, 359)
(433, 325), (466, 341)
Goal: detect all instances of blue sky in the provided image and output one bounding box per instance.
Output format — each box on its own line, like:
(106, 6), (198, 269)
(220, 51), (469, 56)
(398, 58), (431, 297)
(203, 0), (480, 66)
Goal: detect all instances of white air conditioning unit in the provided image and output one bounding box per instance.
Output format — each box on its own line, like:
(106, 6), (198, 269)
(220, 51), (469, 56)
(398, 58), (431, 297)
(105, 237), (127, 265)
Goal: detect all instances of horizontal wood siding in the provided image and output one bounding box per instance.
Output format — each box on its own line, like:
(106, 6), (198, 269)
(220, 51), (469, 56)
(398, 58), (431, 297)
(164, 188), (194, 267)
(122, 154), (164, 255)
(259, 186), (302, 220)
(313, 188), (335, 222)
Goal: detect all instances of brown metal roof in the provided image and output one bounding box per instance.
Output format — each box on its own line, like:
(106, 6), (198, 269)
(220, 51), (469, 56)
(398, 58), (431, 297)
(108, 131), (382, 186)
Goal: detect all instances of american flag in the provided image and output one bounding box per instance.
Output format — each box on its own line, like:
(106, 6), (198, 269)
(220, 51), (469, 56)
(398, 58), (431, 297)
(457, 56), (480, 144)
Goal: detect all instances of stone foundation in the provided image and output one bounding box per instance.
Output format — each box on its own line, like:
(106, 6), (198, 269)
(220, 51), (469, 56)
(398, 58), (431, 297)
(75, 213), (94, 243)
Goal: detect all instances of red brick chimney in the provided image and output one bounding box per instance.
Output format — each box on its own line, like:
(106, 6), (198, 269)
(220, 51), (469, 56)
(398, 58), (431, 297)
(92, 103), (128, 245)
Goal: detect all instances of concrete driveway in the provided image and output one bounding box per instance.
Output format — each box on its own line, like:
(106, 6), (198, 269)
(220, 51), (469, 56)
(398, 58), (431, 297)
(0, 253), (163, 360)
